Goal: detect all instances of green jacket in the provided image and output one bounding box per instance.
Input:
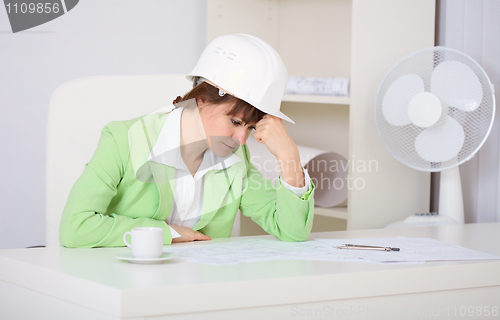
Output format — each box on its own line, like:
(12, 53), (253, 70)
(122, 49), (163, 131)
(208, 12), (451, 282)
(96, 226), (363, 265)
(59, 112), (315, 247)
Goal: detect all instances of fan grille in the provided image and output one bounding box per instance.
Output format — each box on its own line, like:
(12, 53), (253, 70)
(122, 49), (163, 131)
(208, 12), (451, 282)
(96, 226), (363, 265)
(375, 47), (495, 172)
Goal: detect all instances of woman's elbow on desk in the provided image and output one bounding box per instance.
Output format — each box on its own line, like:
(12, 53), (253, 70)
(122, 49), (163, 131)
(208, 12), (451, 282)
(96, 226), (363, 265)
(59, 228), (91, 248)
(59, 222), (99, 248)
(274, 226), (312, 242)
(271, 210), (314, 242)
(59, 211), (115, 248)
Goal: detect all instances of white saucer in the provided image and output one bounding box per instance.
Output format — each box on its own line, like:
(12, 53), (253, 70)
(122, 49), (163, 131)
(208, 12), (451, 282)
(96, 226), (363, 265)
(115, 252), (176, 264)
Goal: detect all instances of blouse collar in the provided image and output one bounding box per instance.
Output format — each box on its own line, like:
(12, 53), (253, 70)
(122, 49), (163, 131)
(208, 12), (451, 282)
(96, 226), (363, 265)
(148, 106), (241, 177)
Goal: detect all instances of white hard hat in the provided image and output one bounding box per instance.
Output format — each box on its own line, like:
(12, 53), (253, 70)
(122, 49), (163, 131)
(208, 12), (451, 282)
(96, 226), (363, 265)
(187, 34), (294, 124)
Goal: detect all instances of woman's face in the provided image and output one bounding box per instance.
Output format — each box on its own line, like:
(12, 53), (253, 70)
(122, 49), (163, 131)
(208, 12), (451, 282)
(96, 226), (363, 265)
(198, 100), (257, 158)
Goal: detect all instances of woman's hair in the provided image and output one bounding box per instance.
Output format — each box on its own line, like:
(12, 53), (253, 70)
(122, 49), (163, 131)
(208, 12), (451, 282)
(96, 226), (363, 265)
(174, 80), (265, 125)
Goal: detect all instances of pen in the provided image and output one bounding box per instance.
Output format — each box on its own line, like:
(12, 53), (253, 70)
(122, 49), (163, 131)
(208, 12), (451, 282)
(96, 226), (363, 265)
(336, 244), (400, 251)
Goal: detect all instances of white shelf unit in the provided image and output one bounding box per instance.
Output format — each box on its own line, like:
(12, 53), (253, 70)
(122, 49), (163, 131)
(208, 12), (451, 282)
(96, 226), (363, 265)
(314, 206), (348, 220)
(207, 0), (435, 230)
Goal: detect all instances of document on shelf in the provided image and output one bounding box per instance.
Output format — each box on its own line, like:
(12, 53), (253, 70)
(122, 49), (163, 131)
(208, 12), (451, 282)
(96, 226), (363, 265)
(165, 238), (500, 266)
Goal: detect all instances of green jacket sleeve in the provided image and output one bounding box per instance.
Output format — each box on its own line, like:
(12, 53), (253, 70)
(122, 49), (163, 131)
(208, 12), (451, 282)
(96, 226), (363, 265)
(59, 122), (173, 248)
(238, 145), (315, 242)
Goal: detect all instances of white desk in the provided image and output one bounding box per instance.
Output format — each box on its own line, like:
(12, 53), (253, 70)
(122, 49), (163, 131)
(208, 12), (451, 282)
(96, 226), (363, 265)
(1, 223), (500, 320)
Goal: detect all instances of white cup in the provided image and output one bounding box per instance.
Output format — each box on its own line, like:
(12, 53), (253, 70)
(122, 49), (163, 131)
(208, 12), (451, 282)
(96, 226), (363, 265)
(123, 227), (163, 259)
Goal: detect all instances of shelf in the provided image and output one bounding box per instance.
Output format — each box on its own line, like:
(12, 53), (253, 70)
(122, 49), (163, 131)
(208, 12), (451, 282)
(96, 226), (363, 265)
(314, 207), (348, 220)
(282, 94), (350, 105)
(208, 0), (435, 231)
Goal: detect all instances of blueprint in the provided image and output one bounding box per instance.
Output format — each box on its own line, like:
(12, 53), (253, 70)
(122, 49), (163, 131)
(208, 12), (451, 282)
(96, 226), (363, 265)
(165, 237), (500, 266)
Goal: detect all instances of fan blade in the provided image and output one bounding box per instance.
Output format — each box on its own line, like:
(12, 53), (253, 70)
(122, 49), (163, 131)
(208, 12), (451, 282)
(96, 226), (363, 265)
(382, 74), (424, 126)
(407, 92), (442, 128)
(415, 115), (465, 163)
(431, 61), (482, 112)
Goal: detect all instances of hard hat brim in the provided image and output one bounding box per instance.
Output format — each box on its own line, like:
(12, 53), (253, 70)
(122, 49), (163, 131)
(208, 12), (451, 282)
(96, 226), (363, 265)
(265, 109), (295, 124)
(186, 74), (295, 124)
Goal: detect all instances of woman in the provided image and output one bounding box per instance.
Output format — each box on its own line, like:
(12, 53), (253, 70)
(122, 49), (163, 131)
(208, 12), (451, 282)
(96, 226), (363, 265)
(59, 34), (315, 247)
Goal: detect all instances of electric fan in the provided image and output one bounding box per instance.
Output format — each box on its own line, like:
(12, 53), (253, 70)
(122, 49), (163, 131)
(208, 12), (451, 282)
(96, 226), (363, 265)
(375, 47), (495, 226)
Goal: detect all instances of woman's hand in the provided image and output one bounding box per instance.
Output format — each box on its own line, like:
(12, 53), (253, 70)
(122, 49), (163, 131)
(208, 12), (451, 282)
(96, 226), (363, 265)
(169, 225), (212, 243)
(253, 115), (298, 160)
(253, 115), (305, 188)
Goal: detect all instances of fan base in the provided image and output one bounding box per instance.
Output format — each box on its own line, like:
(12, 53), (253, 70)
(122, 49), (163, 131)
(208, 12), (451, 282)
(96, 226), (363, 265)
(385, 215), (460, 229)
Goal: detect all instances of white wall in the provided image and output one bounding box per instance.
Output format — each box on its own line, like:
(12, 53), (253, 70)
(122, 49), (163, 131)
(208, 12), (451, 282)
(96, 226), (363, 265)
(437, 0), (500, 223)
(0, 1), (207, 249)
